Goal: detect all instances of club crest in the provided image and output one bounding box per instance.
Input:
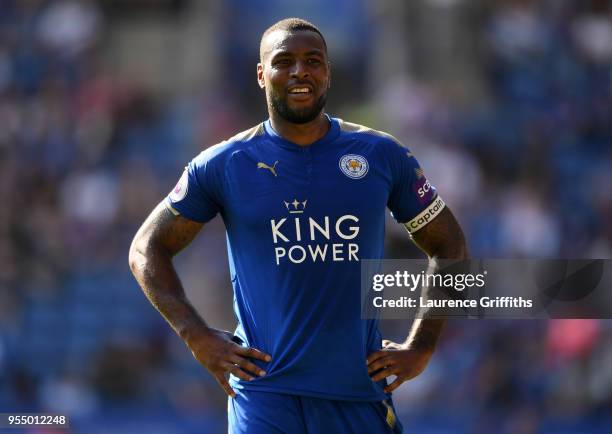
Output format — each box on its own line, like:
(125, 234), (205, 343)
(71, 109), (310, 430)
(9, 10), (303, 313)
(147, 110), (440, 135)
(339, 154), (369, 179)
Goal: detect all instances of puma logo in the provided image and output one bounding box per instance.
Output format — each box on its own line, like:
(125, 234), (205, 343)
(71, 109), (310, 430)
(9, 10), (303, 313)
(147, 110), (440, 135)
(257, 160), (279, 177)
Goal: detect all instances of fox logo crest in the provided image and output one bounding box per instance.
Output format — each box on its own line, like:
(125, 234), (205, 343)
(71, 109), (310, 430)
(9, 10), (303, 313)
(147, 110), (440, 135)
(257, 161), (279, 177)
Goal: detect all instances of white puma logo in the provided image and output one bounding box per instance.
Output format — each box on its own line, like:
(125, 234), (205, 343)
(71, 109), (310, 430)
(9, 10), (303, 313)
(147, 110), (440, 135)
(257, 160), (279, 177)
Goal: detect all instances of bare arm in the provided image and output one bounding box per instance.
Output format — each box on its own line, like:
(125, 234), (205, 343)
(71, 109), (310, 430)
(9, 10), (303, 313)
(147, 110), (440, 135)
(405, 206), (469, 352)
(368, 206), (469, 392)
(129, 201), (206, 337)
(128, 201), (270, 397)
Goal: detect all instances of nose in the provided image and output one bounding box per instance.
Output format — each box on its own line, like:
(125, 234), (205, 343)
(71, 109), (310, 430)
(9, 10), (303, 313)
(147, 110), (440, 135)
(290, 60), (309, 79)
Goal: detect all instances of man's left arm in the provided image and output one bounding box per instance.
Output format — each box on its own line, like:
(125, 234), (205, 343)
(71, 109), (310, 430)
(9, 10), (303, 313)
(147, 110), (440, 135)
(367, 206), (469, 393)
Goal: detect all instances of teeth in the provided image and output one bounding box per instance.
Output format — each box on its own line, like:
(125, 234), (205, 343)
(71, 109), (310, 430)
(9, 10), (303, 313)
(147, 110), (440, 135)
(290, 88), (310, 94)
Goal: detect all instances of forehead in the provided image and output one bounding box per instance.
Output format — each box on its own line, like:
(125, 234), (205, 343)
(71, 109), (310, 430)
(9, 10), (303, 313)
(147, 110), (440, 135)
(262, 29), (326, 60)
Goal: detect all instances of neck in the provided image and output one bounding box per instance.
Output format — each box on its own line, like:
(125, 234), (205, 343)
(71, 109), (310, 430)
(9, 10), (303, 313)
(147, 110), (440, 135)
(268, 111), (330, 146)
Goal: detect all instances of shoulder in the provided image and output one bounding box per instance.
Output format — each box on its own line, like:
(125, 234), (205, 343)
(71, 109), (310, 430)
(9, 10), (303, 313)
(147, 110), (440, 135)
(192, 123), (265, 168)
(336, 118), (405, 149)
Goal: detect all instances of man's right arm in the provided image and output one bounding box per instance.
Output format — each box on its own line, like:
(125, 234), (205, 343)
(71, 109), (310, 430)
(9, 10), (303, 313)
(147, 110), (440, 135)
(129, 201), (206, 338)
(128, 201), (270, 397)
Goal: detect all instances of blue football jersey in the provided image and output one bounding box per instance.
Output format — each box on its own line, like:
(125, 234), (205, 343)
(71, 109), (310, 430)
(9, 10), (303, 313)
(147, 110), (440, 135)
(166, 115), (444, 401)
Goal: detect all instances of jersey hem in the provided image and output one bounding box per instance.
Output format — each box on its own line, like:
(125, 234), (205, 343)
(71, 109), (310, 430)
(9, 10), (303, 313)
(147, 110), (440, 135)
(229, 380), (388, 402)
(164, 198), (213, 223)
(164, 199), (180, 216)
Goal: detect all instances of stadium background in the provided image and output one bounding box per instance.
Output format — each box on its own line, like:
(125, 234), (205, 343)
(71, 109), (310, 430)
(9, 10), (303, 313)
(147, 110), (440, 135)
(0, 0), (611, 433)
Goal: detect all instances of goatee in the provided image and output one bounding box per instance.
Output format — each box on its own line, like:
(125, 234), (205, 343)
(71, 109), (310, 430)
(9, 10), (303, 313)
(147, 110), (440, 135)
(270, 92), (327, 124)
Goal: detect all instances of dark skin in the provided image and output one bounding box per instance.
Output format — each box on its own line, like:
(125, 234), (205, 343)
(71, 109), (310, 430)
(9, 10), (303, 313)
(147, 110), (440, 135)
(129, 29), (469, 398)
(367, 206), (469, 393)
(129, 203), (270, 398)
(257, 29), (331, 146)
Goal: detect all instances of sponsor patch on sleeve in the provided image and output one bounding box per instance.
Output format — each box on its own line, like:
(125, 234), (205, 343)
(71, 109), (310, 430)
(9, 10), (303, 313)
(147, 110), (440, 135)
(404, 196), (446, 234)
(412, 174), (437, 205)
(168, 169), (189, 203)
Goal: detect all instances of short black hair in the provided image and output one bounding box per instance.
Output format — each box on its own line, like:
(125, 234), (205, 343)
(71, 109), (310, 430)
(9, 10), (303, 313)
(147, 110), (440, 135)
(259, 17), (327, 62)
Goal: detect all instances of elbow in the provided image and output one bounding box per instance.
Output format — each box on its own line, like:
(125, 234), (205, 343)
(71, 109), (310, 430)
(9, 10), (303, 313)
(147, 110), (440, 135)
(445, 243), (470, 261)
(446, 224), (469, 260)
(458, 231), (470, 260)
(431, 237), (470, 261)
(129, 234), (172, 276)
(128, 237), (146, 276)
(456, 240), (470, 260)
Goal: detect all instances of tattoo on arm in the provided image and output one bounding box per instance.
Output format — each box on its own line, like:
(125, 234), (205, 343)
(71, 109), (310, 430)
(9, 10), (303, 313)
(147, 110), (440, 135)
(146, 204), (204, 257)
(409, 206), (469, 260)
(129, 202), (206, 340)
(402, 206), (469, 351)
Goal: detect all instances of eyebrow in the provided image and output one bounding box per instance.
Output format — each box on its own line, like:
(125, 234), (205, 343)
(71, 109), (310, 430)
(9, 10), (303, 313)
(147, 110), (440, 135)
(271, 49), (325, 59)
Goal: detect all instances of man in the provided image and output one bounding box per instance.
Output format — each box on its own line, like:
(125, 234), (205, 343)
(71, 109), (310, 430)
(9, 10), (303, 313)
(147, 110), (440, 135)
(129, 18), (468, 434)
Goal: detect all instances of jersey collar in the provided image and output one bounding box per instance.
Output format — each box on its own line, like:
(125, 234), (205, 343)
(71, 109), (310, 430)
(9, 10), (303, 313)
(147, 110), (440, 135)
(263, 114), (341, 150)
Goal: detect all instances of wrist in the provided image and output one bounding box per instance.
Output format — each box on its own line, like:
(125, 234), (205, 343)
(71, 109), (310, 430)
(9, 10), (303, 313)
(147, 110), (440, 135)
(177, 321), (211, 345)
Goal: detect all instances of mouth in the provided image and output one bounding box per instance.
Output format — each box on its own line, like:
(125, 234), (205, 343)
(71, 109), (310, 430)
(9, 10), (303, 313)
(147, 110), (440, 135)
(287, 85), (314, 100)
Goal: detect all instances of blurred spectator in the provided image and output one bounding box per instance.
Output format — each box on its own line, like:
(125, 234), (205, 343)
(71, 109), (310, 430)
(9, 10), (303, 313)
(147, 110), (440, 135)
(37, 0), (102, 59)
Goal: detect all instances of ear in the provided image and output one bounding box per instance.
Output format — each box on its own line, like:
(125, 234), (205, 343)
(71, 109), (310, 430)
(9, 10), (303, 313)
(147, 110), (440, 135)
(327, 61), (332, 89)
(257, 63), (265, 89)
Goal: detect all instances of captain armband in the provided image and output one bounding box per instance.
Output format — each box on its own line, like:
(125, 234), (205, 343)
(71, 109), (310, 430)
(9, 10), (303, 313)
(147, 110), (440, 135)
(403, 196), (446, 234)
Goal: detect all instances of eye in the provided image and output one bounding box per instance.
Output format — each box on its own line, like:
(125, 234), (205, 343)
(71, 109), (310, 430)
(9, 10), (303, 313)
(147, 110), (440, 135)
(273, 58), (292, 67)
(308, 58), (322, 65)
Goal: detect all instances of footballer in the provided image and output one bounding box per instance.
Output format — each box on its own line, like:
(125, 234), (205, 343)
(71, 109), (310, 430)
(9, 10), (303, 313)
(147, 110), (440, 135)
(129, 18), (468, 433)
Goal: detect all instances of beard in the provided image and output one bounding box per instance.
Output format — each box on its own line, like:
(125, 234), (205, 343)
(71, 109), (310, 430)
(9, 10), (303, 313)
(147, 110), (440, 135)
(270, 90), (327, 124)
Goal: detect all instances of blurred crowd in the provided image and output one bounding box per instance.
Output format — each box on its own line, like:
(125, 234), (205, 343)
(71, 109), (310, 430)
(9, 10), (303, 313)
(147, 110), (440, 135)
(0, 0), (611, 433)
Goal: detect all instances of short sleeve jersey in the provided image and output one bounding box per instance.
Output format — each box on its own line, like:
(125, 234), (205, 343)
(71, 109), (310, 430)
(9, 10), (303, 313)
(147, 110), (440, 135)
(166, 116), (444, 401)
